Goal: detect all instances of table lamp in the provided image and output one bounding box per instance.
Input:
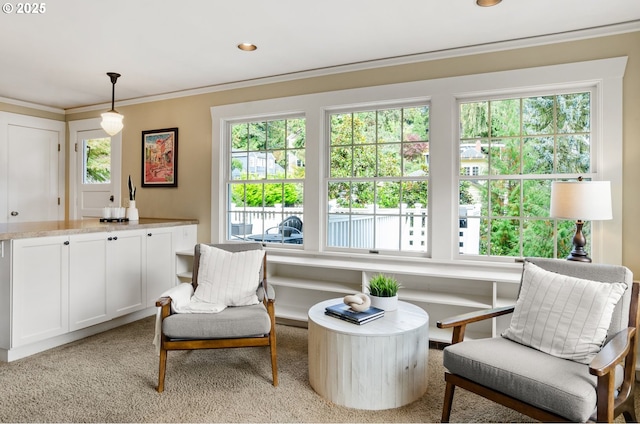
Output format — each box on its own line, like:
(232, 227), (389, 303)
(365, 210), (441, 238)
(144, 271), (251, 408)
(550, 179), (612, 262)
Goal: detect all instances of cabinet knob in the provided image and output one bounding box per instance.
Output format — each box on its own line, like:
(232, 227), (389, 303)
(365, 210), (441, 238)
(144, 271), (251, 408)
(107, 237), (113, 241)
(63, 241), (70, 245)
(10, 211), (18, 216)
(113, 236), (118, 241)
(147, 233), (152, 237)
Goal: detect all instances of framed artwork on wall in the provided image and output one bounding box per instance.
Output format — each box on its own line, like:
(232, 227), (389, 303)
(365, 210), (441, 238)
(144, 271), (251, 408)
(141, 127), (178, 187)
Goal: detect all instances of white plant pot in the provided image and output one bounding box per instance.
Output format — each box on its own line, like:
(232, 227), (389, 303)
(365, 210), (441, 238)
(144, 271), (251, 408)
(370, 294), (398, 311)
(127, 200), (139, 221)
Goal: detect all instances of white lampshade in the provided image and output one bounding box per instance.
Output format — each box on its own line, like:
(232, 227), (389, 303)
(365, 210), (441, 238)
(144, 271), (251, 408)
(550, 180), (612, 221)
(100, 111), (124, 136)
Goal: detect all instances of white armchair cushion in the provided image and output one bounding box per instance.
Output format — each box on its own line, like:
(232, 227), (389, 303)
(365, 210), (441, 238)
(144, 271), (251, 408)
(193, 244), (265, 307)
(502, 261), (627, 364)
(153, 283), (226, 355)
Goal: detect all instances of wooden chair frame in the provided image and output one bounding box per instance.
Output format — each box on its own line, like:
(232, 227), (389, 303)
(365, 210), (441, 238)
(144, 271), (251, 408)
(156, 244), (277, 392)
(437, 281), (639, 423)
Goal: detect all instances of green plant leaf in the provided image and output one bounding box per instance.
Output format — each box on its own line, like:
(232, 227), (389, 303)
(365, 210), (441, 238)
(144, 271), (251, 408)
(367, 273), (400, 297)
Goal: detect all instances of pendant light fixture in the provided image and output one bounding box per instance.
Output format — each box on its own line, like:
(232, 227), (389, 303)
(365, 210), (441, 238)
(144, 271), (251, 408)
(100, 72), (124, 136)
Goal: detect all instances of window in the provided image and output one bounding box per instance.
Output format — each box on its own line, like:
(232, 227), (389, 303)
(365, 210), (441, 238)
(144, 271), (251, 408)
(212, 57), (624, 264)
(458, 91), (593, 258)
(461, 166), (480, 176)
(226, 117), (306, 245)
(327, 105), (429, 252)
(82, 137), (111, 183)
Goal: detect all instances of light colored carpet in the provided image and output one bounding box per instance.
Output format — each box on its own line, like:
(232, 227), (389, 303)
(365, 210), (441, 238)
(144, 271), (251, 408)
(0, 316), (627, 422)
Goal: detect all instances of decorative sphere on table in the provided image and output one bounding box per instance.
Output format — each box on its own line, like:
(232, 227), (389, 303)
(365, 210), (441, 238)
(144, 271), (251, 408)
(343, 293), (371, 312)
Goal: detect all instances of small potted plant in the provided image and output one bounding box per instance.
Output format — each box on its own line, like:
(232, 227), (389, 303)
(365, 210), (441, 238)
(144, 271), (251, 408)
(367, 273), (401, 311)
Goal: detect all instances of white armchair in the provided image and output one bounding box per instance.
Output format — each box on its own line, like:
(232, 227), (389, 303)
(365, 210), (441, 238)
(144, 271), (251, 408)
(155, 242), (277, 392)
(438, 258), (638, 423)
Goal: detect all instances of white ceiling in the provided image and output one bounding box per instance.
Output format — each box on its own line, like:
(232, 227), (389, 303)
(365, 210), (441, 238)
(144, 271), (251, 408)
(1, 0), (639, 111)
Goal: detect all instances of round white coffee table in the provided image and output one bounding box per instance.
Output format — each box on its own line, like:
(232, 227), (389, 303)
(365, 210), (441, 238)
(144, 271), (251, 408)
(308, 298), (429, 410)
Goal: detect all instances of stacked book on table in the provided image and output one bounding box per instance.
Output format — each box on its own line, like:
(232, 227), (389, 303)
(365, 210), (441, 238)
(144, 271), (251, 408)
(325, 302), (385, 325)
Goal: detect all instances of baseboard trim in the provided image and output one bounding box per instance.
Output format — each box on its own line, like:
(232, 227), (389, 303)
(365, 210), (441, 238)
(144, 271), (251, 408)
(0, 307), (156, 362)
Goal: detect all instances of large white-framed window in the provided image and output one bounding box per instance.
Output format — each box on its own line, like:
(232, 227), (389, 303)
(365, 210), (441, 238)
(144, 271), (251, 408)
(457, 88), (598, 259)
(327, 104), (430, 253)
(211, 56), (625, 264)
(225, 116), (306, 245)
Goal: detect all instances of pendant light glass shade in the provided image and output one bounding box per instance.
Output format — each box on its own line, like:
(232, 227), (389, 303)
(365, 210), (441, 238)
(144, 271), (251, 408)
(100, 111), (124, 136)
(100, 72), (123, 136)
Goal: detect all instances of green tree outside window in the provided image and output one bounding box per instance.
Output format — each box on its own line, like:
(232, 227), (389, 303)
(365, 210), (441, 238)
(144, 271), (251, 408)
(459, 92), (591, 259)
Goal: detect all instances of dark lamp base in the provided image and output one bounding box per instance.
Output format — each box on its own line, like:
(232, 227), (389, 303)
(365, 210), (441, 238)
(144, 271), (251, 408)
(566, 252), (592, 263)
(567, 220), (591, 263)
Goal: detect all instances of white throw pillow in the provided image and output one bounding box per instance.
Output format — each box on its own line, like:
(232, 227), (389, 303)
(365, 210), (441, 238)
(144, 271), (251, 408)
(193, 245), (264, 307)
(502, 261), (627, 364)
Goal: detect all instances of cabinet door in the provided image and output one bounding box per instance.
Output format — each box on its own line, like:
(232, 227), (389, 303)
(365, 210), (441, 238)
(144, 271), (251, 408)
(11, 236), (69, 347)
(145, 228), (174, 307)
(69, 233), (108, 331)
(107, 230), (145, 318)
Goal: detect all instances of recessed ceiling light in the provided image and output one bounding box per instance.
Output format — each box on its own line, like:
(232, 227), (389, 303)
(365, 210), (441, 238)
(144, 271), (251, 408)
(476, 0), (502, 6)
(238, 43), (257, 51)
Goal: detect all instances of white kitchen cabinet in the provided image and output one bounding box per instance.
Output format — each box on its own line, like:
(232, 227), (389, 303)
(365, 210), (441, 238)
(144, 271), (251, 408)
(19, 230), (145, 335)
(11, 236), (69, 347)
(0, 220), (198, 362)
(145, 227), (174, 307)
(70, 228), (177, 329)
(106, 230), (145, 318)
(69, 233), (108, 331)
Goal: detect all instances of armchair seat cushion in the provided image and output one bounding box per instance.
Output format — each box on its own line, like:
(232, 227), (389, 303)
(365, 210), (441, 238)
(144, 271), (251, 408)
(163, 303), (271, 340)
(443, 337), (622, 422)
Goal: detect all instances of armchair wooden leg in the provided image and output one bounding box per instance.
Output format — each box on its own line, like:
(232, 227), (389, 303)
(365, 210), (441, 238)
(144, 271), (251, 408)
(269, 331), (278, 387)
(266, 300), (278, 387)
(157, 348), (167, 393)
(622, 410), (637, 423)
(442, 375), (456, 423)
(621, 396), (637, 423)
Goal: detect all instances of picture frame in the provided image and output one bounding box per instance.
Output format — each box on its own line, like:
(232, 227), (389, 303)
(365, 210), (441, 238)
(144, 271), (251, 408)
(141, 127), (178, 187)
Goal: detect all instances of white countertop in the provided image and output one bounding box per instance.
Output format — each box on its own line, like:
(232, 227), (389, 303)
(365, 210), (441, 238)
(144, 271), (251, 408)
(0, 218), (198, 240)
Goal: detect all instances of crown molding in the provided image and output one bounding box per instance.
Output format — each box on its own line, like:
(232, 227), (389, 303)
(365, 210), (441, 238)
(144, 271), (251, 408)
(0, 96), (65, 114)
(62, 20), (639, 115)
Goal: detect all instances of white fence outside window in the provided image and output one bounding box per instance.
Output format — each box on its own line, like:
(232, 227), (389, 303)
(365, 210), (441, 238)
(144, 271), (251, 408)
(229, 205), (480, 253)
